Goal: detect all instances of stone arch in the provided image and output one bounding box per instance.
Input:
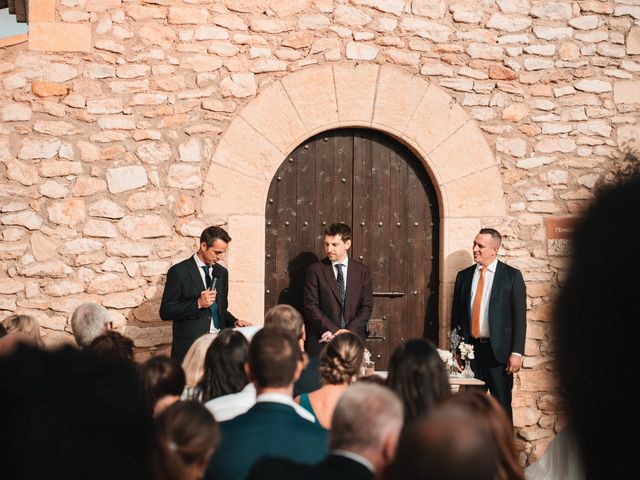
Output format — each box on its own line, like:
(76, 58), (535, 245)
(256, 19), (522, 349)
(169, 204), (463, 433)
(203, 63), (506, 342)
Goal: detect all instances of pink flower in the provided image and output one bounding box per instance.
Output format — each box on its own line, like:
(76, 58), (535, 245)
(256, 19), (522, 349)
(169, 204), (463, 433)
(319, 331), (335, 343)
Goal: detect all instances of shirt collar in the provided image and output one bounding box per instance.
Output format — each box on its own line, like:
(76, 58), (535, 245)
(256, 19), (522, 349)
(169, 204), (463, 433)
(331, 255), (349, 269)
(193, 253), (208, 269)
(256, 392), (316, 423)
(476, 258), (498, 273)
(331, 450), (375, 473)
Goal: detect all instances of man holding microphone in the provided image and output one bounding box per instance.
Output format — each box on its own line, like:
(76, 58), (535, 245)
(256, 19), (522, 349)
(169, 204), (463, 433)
(160, 225), (250, 363)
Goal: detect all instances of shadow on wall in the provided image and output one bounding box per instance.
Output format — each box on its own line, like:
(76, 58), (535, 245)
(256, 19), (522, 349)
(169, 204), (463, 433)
(127, 290), (171, 361)
(276, 251), (319, 314)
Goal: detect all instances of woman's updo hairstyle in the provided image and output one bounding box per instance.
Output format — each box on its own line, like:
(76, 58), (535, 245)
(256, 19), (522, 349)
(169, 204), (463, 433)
(319, 331), (365, 385)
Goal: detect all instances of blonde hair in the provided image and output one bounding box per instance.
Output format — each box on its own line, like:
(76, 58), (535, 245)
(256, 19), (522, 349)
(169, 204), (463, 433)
(2, 314), (44, 348)
(319, 332), (365, 385)
(181, 333), (217, 387)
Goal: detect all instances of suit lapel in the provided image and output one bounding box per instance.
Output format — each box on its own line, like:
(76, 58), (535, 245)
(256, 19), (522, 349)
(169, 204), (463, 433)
(463, 265), (475, 318)
(344, 260), (357, 315)
(321, 259), (340, 302)
(489, 260), (504, 307)
(187, 257), (205, 292)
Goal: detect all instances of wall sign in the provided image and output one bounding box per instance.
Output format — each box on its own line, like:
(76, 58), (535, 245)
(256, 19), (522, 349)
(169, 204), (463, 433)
(546, 216), (577, 256)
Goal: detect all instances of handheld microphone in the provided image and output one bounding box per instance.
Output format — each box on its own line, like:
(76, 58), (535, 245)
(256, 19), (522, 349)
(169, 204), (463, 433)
(210, 275), (218, 291)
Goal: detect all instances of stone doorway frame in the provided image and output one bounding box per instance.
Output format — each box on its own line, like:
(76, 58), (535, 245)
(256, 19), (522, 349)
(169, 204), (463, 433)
(202, 63), (505, 346)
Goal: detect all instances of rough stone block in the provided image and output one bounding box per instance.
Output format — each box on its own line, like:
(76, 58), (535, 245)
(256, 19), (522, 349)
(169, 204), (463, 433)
(29, 22), (92, 52)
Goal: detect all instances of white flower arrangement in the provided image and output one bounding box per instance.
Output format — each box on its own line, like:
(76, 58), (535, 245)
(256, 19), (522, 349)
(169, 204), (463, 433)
(363, 348), (372, 365)
(437, 348), (455, 368)
(448, 326), (462, 354)
(458, 342), (475, 360)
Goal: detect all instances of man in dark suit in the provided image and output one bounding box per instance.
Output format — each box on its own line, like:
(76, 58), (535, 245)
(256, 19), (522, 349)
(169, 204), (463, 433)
(205, 326), (327, 480)
(159, 226), (250, 363)
(303, 223), (373, 356)
(451, 228), (527, 420)
(248, 382), (403, 480)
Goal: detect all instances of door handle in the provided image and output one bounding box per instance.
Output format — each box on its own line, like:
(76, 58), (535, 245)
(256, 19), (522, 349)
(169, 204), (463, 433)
(373, 291), (405, 297)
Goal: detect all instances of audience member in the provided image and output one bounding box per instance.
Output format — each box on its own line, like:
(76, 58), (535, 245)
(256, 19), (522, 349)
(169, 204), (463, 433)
(181, 333), (217, 399)
(0, 332), (37, 357)
(85, 330), (135, 365)
(387, 339), (450, 426)
(205, 326), (327, 480)
(552, 174), (640, 478)
(154, 400), (220, 480)
(0, 345), (154, 480)
(265, 304), (321, 396)
(141, 356), (186, 417)
(2, 313), (44, 348)
(198, 329), (250, 403)
(525, 423), (585, 480)
(385, 407), (497, 480)
(295, 331), (364, 429)
(250, 383), (403, 480)
(69, 303), (112, 348)
(444, 390), (523, 480)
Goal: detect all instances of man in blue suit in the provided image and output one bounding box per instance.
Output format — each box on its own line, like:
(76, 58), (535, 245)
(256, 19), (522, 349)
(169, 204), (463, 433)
(205, 326), (327, 480)
(451, 228), (527, 420)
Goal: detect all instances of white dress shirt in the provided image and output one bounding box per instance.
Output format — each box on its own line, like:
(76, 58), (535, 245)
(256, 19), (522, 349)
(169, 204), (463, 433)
(193, 253), (218, 333)
(205, 383), (256, 422)
(469, 258), (498, 339)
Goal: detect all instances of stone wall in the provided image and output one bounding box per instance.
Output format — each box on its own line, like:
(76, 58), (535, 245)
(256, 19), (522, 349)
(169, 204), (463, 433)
(1, 0), (640, 464)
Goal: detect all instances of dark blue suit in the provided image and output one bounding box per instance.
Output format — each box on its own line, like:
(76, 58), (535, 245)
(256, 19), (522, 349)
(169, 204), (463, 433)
(160, 257), (237, 363)
(205, 401), (328, 480)
(249, 454), (373, 480)
(451, 260), (527, 419)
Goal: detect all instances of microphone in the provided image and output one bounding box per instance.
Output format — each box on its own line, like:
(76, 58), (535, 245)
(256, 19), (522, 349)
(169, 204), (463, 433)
(210, 273), (219, 291)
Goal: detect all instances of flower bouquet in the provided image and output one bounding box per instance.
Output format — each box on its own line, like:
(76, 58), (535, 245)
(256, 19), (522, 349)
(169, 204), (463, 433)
(458, 341), (475, 378)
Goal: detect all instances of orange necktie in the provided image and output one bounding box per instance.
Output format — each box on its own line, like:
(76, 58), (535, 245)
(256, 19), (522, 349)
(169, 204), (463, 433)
(471, 267), (488, 338)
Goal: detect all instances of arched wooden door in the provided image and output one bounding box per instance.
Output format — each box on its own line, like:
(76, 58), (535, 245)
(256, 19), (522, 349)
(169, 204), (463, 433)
(265, 129), (439, 370)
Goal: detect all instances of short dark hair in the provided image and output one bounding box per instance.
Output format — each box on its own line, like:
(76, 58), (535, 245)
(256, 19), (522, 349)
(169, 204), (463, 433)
(140, 356), (186, 414)
(324, 222), (352, 242)
(200, 226), (231, 247)
(85, 331), (135, 365)
(479, 228), (501, 247)
(249, 326), (299, 389)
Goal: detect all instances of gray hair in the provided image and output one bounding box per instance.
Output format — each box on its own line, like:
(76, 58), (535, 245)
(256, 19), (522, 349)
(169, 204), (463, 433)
(330, 383), (403, 452)
(70, 303), (111, 348)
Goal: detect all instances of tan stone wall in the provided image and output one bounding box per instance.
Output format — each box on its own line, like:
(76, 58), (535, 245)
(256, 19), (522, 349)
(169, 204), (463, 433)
(2, 0), (640, 463)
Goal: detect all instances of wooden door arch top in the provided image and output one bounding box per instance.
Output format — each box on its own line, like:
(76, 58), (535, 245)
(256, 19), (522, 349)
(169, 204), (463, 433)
(202, 63), (506, 330)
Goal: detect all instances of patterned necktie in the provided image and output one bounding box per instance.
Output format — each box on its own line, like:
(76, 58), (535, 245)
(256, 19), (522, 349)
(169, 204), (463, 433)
(336, 263), (346, 328)
(201, 266), (220, 330)
(471, 266), (488, 338)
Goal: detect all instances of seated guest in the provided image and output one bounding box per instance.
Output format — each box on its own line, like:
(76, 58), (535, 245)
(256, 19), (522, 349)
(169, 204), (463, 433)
(387, 339), (450, 427)
(205, 326), (328, 480)
(154, 401), (220, 480)
(264, 304), (321, 396)
(444, 391), (523, 480)
(295, 331), (364, 429)
(0, 332), (38, 357)
(141, 356), (186, 417)
(85, 331), (135, 366)
(2, 313), (45, 348)
(249, 383), (403, 480)
(69, 303), (112, 348)
(385, 407), (497, 480)
(1, 345), (154, 480)
(181, 333), (218, 400)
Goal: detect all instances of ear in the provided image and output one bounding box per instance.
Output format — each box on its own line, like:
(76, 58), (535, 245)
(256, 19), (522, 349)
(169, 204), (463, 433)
(301, 324), (307, 342)
(381, 430), (400, 464)
(344, 239), (352, 250)
(292, 357), (303, 382)
(244, 362), (254, 383)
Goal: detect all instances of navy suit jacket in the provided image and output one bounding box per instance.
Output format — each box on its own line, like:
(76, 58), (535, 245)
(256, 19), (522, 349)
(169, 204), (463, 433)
(303, 257), (373, 356)
(206, 401), (328, 480)
(451, 260), (527, 363)
(159, 257), (237, 363)
(248, 454), (373, 480)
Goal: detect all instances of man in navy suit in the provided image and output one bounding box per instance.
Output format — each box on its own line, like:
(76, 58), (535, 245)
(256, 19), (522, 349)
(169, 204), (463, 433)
(451, 228), (527, 420)
(160, 226), (250, 363)
(205, 326), (327, 480)
(248, 382), (403, 480)
(303, 223), (373, 356)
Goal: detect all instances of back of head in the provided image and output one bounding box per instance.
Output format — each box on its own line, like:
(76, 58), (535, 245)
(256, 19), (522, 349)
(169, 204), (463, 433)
(264, 304), (304, 339)
(387, 339), (450, 425)
(181, 333), (217, 388)
(0, 345), (153, 480)
(554, 174), (640, 476)
(154, 400), (219, 480)
(2, 314), (44, 348)
(85, 331), (135, 365)
(141, 356), (186, 414)
(70, 303), (111, 348)
(387, 408), (497, 480)
(443, 391), (522, 480)
(330, 383), (403, 453)
(198, 329), (248, 402)
(320, 332), (364, 385)
(249, 326), (299, 389)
